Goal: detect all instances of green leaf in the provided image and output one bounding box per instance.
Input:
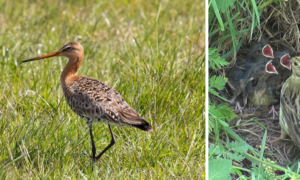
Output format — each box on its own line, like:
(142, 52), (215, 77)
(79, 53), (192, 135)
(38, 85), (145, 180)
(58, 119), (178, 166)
(209, 75), (227, 90)
(251, 166), (275, 180)
(211, 103), (237, 122)
(209, 158), (232, 180)
(209, 103), (237, 133)
(218, 119), (229, 127)
(226, 152), (245, 161)
(210, 0), (224, 31)
(209, 144), (225, 157)
(225, 10), (237, 52)
(209, 48), (229, 70)
(214, 0), (236, 13)
(226, 141), (250, 154)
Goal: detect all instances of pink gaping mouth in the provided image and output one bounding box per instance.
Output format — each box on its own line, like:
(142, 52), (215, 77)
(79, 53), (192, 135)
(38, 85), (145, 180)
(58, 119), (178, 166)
(262, 44), (274, 58)
(280, 54), (291, 70)
(265, 60), (278, 74)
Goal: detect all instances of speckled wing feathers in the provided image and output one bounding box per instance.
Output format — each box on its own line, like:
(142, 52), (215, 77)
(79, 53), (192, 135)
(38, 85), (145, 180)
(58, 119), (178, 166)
(280, 78), (300, 148)
(63, 76), (152, 131)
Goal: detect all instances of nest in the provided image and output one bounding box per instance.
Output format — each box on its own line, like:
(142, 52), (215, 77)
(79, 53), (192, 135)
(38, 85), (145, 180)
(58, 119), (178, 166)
(210, 1), (300, 67)
(209, 0), (300, 175)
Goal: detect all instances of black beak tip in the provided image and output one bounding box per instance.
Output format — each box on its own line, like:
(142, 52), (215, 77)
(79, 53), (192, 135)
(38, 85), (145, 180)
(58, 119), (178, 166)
(22, 59), (34, 63)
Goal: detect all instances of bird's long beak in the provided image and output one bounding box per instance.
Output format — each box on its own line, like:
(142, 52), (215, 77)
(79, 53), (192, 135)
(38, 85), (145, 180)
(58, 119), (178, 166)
(22, 50), (61, 63)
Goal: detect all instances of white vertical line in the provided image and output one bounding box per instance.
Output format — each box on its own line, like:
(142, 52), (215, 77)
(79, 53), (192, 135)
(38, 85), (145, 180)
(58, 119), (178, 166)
(205, 0), (209, 179)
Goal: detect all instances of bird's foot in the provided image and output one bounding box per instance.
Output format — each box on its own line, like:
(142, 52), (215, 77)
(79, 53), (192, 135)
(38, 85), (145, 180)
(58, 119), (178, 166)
(235, 102), (244, 114)
(268, 105), (278, 120)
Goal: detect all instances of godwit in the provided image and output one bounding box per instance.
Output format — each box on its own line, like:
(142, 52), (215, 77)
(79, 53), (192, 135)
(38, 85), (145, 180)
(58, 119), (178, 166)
(23, 42), (152, 166)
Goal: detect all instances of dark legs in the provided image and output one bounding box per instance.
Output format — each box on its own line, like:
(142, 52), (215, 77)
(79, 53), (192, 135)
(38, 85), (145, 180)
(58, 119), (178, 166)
(88, 124), (116, 167)
(95, 125), (116, 160)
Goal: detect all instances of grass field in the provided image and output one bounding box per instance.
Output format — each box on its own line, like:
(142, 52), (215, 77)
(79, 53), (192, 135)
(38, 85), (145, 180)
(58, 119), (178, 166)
(0, 0), (205, 179)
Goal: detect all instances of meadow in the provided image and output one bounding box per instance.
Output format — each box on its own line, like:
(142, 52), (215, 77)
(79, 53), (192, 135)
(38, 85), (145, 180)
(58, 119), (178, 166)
(0, 0), (205, 179)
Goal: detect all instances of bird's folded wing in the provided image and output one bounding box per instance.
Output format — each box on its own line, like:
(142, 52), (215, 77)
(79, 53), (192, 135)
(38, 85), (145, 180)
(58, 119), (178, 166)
(281, 92), (300, 147)
(118, 108), (146, 125)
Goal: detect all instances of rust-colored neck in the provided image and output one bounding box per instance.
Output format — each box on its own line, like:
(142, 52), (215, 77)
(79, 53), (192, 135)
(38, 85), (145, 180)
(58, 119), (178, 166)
(60, 54), (83, 89)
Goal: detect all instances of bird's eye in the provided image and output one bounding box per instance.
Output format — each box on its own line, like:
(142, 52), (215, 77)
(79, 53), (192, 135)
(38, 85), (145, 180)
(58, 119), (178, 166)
(65, 47), (72, 50)
(295, 62), (298, 66)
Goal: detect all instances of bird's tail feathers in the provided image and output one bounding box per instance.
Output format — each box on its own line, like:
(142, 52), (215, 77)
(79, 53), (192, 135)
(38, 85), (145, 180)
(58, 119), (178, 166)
(119, 110), (153, 132)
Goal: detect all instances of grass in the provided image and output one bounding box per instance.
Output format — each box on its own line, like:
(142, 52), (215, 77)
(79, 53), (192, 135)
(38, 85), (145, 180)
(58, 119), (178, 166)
(0, 0), (205, 179)
(208, 0), (300, 179)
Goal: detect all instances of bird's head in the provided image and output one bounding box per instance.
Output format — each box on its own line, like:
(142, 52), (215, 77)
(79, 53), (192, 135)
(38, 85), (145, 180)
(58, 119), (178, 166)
(22, 42), (84, 63)
(291, 57), (300, 77)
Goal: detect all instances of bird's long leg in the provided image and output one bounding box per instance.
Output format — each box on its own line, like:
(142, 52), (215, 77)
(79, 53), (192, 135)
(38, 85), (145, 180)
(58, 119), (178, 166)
(88, 124), (97, 166)
(95, 124), (116, 160)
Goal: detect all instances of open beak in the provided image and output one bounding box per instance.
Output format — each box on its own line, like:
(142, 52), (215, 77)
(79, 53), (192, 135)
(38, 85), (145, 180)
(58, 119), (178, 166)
(22, 50), (61, 63)
(262, 44), (274, 59)
(280, 54), (291, 70)
(265, 60), (278, 74)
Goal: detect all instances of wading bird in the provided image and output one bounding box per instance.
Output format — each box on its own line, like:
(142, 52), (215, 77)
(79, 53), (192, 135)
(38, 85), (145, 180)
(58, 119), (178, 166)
(23, 42), (152, 166)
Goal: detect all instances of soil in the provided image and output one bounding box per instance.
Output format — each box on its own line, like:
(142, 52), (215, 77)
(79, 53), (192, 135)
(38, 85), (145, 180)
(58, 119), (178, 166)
(228, 102), (300, 175)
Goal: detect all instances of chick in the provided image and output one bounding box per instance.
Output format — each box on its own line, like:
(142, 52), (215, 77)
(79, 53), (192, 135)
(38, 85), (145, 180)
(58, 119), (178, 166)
(275, 52), (292, 82)
(265, 52), (291, 95)
(273, 51), (291, 69)
(226, 41), (275, 113)
(277, 56), (300, 148)
(246, 60), (279, 108)
(245, 39), (274, 60)
(254, 52), (292, 119)
(227, 59), (277, 113)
